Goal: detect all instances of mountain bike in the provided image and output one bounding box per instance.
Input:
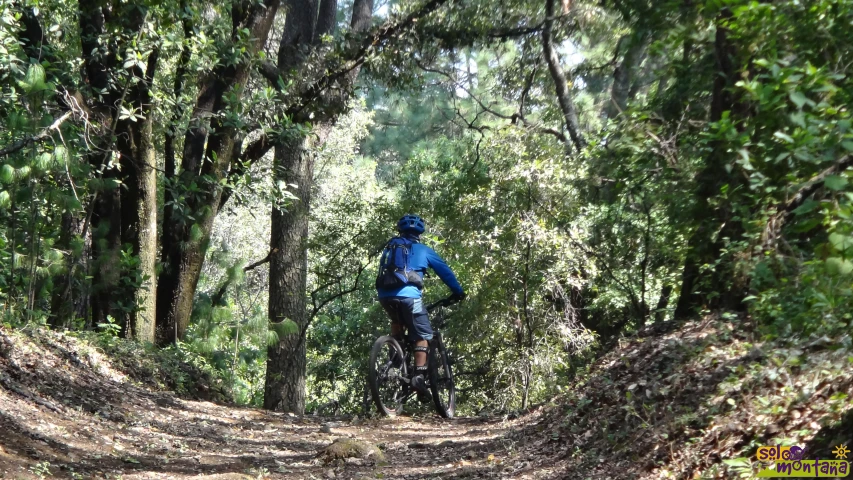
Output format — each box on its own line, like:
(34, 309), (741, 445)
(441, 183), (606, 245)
(368, 296), (458, 418)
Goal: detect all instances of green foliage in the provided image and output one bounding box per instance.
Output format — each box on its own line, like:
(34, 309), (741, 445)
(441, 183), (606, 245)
(1, 0), (850, 416)
(29, 461), (52, 479)
(184, 295), (273, 405)
(76, 330), (231, 402)
(96, 315), (123, 343)
(0, 0), (91, 325)
(706, 0), (853, 338)
(302, 0), (853, 414)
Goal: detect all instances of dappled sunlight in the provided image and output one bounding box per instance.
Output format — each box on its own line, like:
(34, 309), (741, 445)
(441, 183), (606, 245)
(1, 0), (852, 478)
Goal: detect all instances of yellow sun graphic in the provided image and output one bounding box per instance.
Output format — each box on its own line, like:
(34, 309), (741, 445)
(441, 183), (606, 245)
(833, 444), (850, 460)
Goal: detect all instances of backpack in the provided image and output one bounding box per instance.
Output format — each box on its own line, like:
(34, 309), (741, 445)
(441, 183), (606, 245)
(375, 236), (425, 290)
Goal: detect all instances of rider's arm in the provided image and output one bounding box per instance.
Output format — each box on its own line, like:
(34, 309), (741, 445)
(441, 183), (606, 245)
(424, 247), (464, 296)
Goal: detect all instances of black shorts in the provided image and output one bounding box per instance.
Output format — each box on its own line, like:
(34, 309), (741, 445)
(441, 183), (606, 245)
(379, 297), (434, 341)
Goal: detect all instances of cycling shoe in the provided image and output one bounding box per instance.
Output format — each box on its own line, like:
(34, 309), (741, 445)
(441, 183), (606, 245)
(411, 374), (429, 394)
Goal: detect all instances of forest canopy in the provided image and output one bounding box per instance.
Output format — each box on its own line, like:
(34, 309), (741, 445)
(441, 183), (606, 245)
(1, 0), (851, 414)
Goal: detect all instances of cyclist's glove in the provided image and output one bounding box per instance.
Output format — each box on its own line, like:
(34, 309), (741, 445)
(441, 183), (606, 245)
(451, 291), (467, 302)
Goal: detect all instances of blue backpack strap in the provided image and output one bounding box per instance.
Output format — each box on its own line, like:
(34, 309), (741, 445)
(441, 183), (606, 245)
(377, 239), (392, 270)
(392, 237), (411, 284)
(396, 237), (411, 268)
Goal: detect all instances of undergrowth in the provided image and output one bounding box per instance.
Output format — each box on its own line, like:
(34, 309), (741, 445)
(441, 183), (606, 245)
(80, 332), (232, 403)
(1, 324), (232, 403)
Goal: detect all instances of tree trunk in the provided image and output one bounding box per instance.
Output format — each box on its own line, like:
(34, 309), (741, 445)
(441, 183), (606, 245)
(674, 11), (749, 318)
(313, 0), (337, 44)
(605, 31), (649, 119)
(156, 117), (253, 344)
(49, 212), (87, 328)
(654, 284), (673, 323)
(77, 0), (130, 331)
(279, 0), (319, 74)
(112, 44), (161, 342)
(75, 1), (162, 338)
(89, 180), (123, 329)
(263, 0), (373, 413)
(155, 0), (281, 345)
(120, 114), (159, 342)
(264, 134), (313, 413)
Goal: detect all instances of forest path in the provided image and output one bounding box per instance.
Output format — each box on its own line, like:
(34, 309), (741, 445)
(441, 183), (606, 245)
(12, 318), (849, 480)
(0, 328), (557, 479)
(1, 387), (553, 479)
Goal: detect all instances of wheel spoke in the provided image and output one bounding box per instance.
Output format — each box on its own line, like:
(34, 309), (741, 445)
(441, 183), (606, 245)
(370, 339), (407, 416)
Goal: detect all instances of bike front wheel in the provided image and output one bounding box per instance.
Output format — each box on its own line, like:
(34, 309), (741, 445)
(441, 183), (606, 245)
(429, 335), (456, 418)
(368, 335), (407, 417)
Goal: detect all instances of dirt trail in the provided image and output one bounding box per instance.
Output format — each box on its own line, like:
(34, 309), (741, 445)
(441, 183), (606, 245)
(1, 388), (551, 479)
(0, 328), (559, 479)
(4, 319), (851, 479)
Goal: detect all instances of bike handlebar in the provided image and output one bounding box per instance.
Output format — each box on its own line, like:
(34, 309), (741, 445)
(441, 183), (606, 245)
(426, 296), (461, 313)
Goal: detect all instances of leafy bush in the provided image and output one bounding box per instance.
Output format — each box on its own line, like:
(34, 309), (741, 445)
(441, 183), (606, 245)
(79, 331), (232, 402)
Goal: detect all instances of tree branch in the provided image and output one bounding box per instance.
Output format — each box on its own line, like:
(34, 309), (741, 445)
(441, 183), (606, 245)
(542, 0), (585, 152)
(218, 131), (273, 210)
(259, 60), (282, 88)
(164, 1), (194, 179)
(309, 260), (369, 320)
(267, 254), (373, 389)
(783, 155), (853, 217)
(413, 20), (547, 49)
(0, 111), (73, 157)
(206, 247), (276, 307)
(519, 64), (537, 116)
(416, 61), (568, 144)
(488, 22), (546, 39)
(285, 0), (452, 117)
(533, 196), (640, 308)
(245, 249), (277, 272)
(762, 155), (853, 248)
(605, 31), (650, 119)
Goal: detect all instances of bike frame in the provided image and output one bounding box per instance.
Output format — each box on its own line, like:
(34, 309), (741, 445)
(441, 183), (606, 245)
(368, 295), (461, 417)
(391, 296), (458, 404)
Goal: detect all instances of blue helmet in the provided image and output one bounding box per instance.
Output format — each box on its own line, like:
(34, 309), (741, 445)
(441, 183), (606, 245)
(397, 214), (425, 235)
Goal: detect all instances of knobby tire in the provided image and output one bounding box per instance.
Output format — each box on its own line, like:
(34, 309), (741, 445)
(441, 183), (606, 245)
(368, 335), (407, 417)
(429, 335), (456, 419)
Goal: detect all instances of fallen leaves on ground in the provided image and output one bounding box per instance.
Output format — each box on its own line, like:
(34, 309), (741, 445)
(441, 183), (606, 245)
(0, 319), (851, 479)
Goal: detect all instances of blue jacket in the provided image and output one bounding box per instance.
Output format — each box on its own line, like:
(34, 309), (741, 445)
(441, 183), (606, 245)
(377, 242), (464, 299)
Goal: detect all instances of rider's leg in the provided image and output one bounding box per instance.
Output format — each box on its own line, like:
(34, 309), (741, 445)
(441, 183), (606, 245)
(414, 340), (428, 367)
(411, 343), (430, 394)
(406, 298), (433, 395)
(390, 322), (404, 342)
(380, 298), (405, 341)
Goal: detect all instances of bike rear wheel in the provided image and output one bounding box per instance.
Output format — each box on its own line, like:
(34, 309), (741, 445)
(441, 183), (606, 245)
(368, 335), (407, 417)
(429, 335), (456, 418)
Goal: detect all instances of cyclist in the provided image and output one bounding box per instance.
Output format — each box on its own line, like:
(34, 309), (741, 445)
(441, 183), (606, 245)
(376, 214), (466, 398)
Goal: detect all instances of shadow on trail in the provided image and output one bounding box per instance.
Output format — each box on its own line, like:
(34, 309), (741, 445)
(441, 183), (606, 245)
(7, 319), (842, 479)
(806, 408), (853, 460)
(0, 401), (323, 479)
(485, 318), (768, 479)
